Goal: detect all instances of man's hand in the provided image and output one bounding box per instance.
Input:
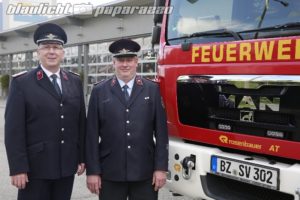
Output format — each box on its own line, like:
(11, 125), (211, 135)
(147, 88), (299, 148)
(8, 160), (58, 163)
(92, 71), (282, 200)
(77, 163), (86, 176)
(86, 175), (101, 195)
(152, 170), (167, 191)
(11, 173), (28, 189)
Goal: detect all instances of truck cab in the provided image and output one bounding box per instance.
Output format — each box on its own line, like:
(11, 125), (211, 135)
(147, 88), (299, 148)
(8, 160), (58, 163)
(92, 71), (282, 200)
(153, 0), (300, 199)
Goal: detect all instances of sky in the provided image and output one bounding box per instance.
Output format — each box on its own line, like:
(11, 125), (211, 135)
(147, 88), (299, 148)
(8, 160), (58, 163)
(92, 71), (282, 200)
(0, 0), (117, 31)
(57, 0), (115, 6)
(0, 0), (115, 4)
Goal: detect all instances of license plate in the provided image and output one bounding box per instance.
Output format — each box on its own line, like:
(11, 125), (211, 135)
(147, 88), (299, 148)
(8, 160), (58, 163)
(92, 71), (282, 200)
(211, 156), (279, 190)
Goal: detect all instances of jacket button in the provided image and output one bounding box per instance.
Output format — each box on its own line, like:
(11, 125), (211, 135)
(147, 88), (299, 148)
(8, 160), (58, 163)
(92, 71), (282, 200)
(128, 145), (131, 149)
(61, 140), (64, 144)
(61, 115), (64, 119)
(127, 132), (130, 136)
(126, 120), (130, 124)
(60, 103), (63, 107)
(61, 128), (65, 132)
(126, 109), (129, 112)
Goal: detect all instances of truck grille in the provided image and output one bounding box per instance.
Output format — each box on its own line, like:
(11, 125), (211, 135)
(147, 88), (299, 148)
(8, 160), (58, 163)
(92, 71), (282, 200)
(177, 75), (300, 142)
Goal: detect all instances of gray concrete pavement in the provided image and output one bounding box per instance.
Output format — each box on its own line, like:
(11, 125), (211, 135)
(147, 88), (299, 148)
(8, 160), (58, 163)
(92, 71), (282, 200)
(0, 99), (192, 200)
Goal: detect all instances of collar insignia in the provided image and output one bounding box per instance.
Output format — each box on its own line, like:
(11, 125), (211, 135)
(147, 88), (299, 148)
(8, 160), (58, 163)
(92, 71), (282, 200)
(61, 71), (68, 80)
(111, 77), (116, 86)
(136, 76), (143, 85)
(37, 70), (43, 80)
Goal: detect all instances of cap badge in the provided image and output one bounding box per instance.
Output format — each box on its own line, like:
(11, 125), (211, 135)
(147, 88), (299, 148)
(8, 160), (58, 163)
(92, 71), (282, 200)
(45, 33), (57, 40)
(119, 48), (130, 54)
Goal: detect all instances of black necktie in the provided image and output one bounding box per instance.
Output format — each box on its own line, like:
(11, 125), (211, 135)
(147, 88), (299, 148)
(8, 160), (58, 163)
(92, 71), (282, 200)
(122, 85), (130, 102)
(51, 74), (61, 96)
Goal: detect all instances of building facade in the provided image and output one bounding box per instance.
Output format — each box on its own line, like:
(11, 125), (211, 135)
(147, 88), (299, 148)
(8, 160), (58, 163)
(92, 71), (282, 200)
(0, 0), (157, 100)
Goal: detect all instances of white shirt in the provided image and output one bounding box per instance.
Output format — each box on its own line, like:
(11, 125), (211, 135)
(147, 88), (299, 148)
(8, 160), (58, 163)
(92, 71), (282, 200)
(117, 77), (135, 96)
(40, 65), (62, 92)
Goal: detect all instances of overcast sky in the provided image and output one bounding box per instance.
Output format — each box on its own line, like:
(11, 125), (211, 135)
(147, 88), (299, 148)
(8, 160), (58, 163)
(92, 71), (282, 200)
(0, 0), (115, 5)
(0, 0), (116, 30)
(57, 0), (115, 5)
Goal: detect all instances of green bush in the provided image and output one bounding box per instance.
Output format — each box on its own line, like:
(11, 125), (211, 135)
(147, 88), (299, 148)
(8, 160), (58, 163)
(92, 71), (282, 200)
(1, 74), (10, 91)
(79, 71), (84, 82)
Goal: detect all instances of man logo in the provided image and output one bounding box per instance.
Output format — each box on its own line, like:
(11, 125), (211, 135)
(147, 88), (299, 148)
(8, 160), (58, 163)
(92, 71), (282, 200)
(240, 110), (254, 122)
(219, 95), (280, 112)
(219, 135), (228, 144)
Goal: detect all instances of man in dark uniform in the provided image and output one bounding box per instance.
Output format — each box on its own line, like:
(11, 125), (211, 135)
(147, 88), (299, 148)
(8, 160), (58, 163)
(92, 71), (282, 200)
(4, 23), (86, 200)
(86, 39), (169, 200)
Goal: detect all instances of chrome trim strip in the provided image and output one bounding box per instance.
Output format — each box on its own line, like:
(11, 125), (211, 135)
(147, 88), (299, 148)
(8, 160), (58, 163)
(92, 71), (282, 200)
(177, 75), (300, 89)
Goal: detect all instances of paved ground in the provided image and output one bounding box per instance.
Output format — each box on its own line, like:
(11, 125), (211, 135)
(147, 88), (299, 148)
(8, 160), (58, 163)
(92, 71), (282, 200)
(0, 99), (193, 200)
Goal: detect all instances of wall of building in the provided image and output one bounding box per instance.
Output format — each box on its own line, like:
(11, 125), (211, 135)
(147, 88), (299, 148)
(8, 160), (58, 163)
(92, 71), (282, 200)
(0, 0), (157, 101)
(0, 3), (3, 32)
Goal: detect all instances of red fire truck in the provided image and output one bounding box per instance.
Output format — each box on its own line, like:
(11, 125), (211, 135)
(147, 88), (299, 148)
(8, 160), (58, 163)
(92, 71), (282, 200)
(152, 0), (300, 199)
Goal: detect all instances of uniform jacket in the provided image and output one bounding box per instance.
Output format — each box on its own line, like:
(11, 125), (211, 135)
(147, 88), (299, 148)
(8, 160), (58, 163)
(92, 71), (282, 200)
(5, 66), (86, 179)
(86, 76), (168, 181)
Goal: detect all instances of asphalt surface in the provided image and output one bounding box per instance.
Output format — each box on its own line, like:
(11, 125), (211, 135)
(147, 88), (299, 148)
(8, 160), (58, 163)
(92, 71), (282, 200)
(0, 99), (193, 200)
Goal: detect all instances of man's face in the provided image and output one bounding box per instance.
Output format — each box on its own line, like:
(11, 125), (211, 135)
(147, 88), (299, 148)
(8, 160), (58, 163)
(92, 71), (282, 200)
(37, 42), (65, 70)
(113, 56), (138, 83)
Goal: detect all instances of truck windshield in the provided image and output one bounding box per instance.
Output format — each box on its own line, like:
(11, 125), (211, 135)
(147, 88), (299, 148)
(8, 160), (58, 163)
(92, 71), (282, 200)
(167, 0), (300, 44)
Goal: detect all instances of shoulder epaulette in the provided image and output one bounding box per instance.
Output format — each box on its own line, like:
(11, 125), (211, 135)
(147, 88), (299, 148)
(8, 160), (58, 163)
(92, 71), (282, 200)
(68, 71), (80, 77)
(12, 71), (27, 78)
(94, 79), (105, 86)
(145, 76), (159, 83)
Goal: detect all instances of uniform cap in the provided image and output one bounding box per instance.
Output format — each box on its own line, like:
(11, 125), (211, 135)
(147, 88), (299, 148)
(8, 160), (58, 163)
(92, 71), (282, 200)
(34, 23), (67, 45)
(109, 39), (140, 57)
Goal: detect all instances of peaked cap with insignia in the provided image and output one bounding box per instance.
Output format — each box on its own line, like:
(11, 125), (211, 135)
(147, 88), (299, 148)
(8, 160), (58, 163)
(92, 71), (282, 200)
(109, 39), (141, 57)
(34, 23), (67, 45)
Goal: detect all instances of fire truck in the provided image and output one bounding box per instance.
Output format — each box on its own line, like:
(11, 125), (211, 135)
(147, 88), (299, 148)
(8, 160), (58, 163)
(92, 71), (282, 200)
(151, 0), (300, 199)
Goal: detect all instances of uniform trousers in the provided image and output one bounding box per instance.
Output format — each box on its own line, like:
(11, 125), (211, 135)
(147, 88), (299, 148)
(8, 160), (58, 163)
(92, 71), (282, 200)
(99, 179), (158, 200)
(18, 175), (74, 200)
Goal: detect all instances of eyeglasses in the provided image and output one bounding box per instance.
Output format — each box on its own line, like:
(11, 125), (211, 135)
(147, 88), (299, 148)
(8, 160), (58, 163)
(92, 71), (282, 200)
(38, 44), (64, 52)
